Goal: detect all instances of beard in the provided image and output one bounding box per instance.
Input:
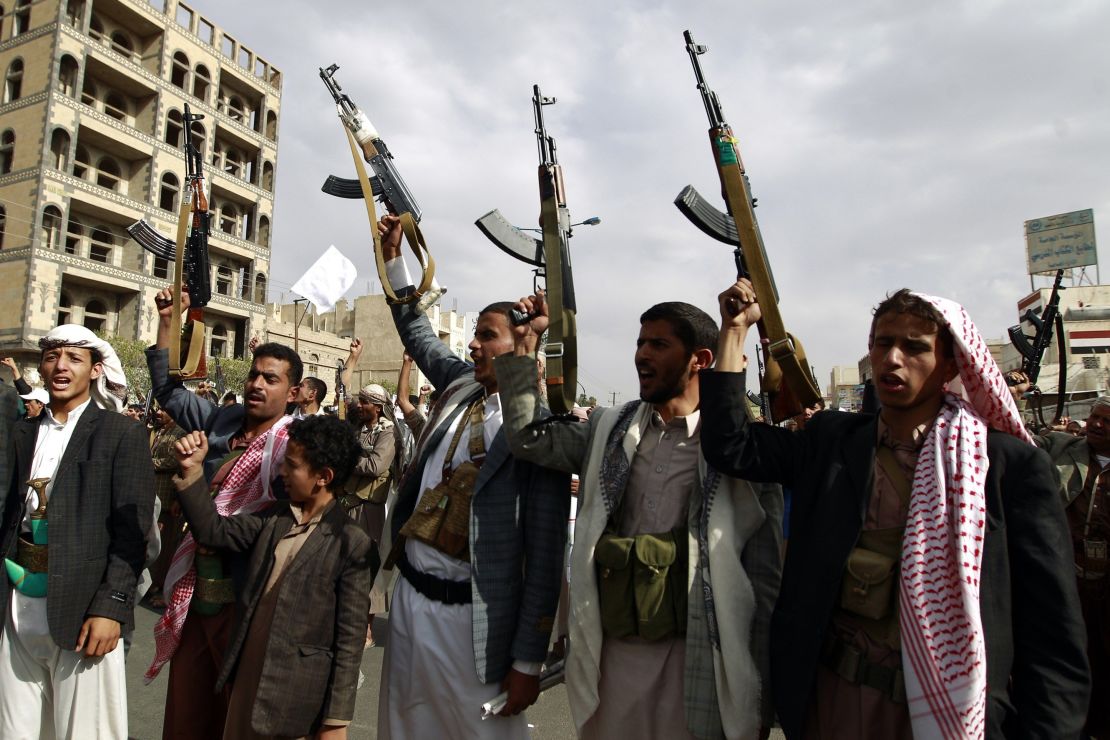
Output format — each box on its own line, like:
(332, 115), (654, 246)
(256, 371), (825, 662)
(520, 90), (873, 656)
(639, 364), (689, 405)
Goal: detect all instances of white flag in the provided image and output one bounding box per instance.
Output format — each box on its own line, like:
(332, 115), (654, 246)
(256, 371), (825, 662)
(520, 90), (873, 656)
(291, 245), (357, 313)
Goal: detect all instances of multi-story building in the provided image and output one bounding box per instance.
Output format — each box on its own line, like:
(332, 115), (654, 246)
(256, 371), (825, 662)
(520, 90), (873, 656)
(828, 364), (862, 412)
(0, 0), (280, 365)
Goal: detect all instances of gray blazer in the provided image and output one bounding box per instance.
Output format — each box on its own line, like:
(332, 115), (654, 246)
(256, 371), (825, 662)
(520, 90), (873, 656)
(389, 299), (569, 683)
(0, 405), (155, 648)
(177, 476), (373, 736)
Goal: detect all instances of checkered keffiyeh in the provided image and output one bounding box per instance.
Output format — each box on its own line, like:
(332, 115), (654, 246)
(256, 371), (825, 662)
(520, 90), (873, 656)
(143, 416), (292, 683)
(899, 294), (1032, 740)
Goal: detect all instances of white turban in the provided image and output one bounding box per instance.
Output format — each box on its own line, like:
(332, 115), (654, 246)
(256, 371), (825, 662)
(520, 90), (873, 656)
(39, 324), (128, 412)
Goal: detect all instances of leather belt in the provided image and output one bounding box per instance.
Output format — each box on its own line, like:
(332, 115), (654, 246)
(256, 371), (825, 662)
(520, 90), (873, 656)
(194, 576), (235, 605)
(398, 552), (471, 605)
(820, 633), (906, 704)
(16, 537), (47, 573)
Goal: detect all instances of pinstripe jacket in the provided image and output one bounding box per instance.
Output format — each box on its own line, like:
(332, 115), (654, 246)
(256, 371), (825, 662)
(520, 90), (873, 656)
(388, 300), (569, 683)
(0, 404), (155, 648)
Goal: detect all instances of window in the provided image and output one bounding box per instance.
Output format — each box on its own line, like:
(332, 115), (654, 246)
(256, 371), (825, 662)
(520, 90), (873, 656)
(4, 59), (23, 103)
(50, 129), (70, 170)
(308, 354), (319, 377)
(253, 272), (266, 303)
(109, 31), (133, 58)
(159, 173), (179, 211)
(215, 264), (232, 295)
(165, 109), (183, 147)
(170, 52), (189, 89)
(0, 130), (13, 174)
(40, 206), (62, 250)
(261, 161), (274, 191)
(265, 110), (277, 141)
(57, 292), (72, 326)
(65, 217), (83, 254)
(226, 95), (245, 123)
(219, 203), (238, 236)
(257, 215), (270, 247)
(104, 91), (128, 121)
(175, 4), (192, 31)
(153, 256), (170, 279)
(58, 55), (79, 97)
(223, 147), (242, 178)
(193, 64), (210, 102)
(64, 0), (84, 29)
(1084, 356), (1100, 370)
(80, 77), (96, 108)
(89, 227), (113, 263)
(13, 0), (30, 36)
(210, 323), (228, 357)
(0, 205), (5, 249)
(96, 157), (121, 191)
(189, 121), (205, 154)
(84, 298), (107, 332)
(73, 145), (89, 178)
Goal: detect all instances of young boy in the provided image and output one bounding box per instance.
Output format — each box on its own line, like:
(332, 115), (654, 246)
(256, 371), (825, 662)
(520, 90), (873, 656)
(174, 415), (373, 739)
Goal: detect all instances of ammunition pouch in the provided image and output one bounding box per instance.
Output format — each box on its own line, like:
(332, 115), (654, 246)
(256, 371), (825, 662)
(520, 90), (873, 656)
(595, 526), (688, 641)
(398, 460), (479, 562)
(840, 546), (897, 622)
(345, 468), (391, 506)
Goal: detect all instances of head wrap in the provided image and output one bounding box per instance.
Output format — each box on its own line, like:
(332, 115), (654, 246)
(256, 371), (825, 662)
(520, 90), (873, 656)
(894, 294), (1032, 740)
(38, 324), (127, 412)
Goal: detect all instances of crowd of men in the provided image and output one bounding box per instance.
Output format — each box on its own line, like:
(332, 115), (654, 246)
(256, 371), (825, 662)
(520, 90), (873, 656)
(0, 218), (1101, 739)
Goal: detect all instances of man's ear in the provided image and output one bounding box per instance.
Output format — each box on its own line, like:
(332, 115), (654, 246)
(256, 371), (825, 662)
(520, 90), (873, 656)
(691, 348), (714, 372)
(318, 466), (335, 488)
(90, 362), (103, 380)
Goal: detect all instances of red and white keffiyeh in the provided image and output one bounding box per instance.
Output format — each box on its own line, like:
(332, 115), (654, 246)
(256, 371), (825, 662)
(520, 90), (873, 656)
(144, 415), (292, 683)
(899, 294), (1032, 740)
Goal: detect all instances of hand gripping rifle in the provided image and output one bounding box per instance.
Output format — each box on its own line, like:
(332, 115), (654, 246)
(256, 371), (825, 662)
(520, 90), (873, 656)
(319, 64), (443, 313)
(128, 103), (212, 379)
(334, 358), (347, 421)
(1008, 268), (1067, 427)
(675, 31), (821, 423)
(474, 85), (579, 415)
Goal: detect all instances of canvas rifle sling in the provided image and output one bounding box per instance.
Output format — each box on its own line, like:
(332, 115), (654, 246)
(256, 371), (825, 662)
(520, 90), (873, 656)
(716, 135), (820, 409)
(169, 197), (204, 378)
(539, 174), (577, 415)
(344, 128), (435, 305)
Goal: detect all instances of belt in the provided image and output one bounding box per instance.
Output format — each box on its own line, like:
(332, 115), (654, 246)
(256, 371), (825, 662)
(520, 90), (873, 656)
(398, 552), (471, 605)
(820, 633), (906, 704)
(16, 537), (47, 573)
(194, 576), (235, 605)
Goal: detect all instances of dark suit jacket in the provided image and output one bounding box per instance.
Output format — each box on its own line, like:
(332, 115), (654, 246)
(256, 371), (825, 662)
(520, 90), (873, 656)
(0, 403), (155, 648)
(699, 369), (1090, 739)
(389, 298), (569, 684)
(177, 475), (373, 737)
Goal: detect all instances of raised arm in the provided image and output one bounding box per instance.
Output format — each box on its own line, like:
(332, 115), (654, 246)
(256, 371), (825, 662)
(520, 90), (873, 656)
(396, 353), (416, 416)
(341, 338), (363, 391)
(146, 286), (214, 433)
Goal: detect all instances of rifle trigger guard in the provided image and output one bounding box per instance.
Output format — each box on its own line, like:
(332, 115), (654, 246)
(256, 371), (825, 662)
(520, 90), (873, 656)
(767, 337), (797, 361)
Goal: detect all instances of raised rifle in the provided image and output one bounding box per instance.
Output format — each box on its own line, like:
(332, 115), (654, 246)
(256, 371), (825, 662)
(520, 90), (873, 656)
(128, 103), (211, 379)
(674, 31), (821, 423)
(335, 358), (347, 421)
(1008, 268), (1067, 427)
(318, 64), (442, 313)
(474, 85), (580, 415)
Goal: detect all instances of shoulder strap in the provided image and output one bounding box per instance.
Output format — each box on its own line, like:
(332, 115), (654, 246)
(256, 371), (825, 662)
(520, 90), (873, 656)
(875, 446), (913, 509)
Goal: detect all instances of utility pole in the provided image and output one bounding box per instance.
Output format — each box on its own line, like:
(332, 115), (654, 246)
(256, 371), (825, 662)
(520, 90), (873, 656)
(609, 391), (620, 407)
(293, 297), (309, 353)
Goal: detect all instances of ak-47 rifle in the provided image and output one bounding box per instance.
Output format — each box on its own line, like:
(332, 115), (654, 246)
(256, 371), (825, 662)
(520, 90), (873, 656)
(674, 31), (821, 423)
(474, 85), (580, 415)
(1008, 268), (1067, 427)
(334, 358), (347, 421)
(319, 64), (442, 313)
(128, 103), (211, 379)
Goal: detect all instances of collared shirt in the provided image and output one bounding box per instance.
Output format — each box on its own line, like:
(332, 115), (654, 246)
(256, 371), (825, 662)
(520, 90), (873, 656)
(263, 501), (331, 594)
(21, 397), (93, 533)
(619, 409), (701, 536)
(867, 417), (929, 528)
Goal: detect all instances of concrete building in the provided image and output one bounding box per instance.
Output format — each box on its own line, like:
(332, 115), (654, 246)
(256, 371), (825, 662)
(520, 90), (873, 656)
(0, 0), (280, 365)
(828, 364), (862, 412)
(262, 294), (473, 404)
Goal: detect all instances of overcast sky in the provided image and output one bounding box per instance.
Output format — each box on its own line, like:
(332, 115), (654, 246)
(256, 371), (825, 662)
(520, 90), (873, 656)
(190, 0), (1110, 403)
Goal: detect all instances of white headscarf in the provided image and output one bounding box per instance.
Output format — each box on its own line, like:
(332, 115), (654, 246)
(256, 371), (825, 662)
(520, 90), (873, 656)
(39, 324), (128, 412)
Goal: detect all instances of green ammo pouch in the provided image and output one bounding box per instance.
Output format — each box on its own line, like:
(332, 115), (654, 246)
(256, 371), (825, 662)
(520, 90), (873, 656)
(596, 533), (637, 638)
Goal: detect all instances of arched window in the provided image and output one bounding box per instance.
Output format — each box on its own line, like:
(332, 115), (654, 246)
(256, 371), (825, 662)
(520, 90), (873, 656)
(64, 216), (83, 254)
(80, 76), (96, 108)
(83, 298), (107, 332)
(257, 215), (270, 247)
(50, 129), (70, 170)
(164, 108), (183, 147)
(96, 157), (121, 191)
(227, 95), (245, 123)
(109, 31), (133, 58)
(308, 354), (319, 377)
(261, 161), (274, 191)
(189, 121), (205, 153)
(219, 203), (238, 236)
(159, 172), (179, 211)
(4, 59), (23, 103)
(210, 323), (228, 357)
(104, 91), (127, 121)
(40, 206), (62, 250)
(88, 13), (102, 37)
(13, 0), (30, 36)
(215, 264), (232, 295)
(64, 0), (84, 29)
(0, 130), (13, 174)
(170, 52), (189, 89)
(193, 64), (210, 102)
(73, 144), (89, 178)
(57, 292), (72, 326)
(253, 272), (266, 303)
(58, 55), (79, 97)
(89, 226), (113, 263)
(265, 110), (277, 141)
(0, 205), (6, 249)
(223, 147), (242, 178)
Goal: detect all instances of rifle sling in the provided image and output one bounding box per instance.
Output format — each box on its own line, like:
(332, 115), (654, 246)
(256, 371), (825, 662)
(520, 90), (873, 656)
(715, 136), (820, 413)
(169, 199), (204, 379)
(538, 173), (577, 416)
(344, 128), (435, 305)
